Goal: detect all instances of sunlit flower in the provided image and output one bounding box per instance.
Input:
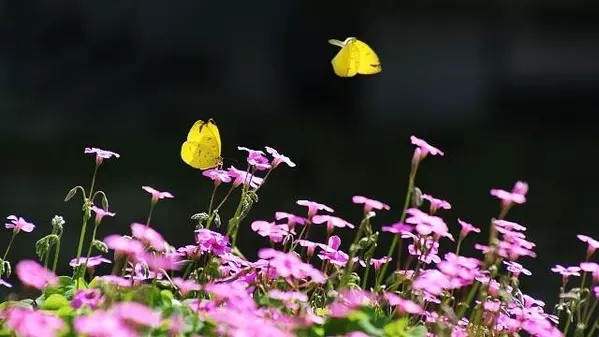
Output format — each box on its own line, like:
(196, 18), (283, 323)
(421, 194), (451, 214)
(312, 215), (354, 234)
(202, 169), (232, 185)
(296, 200), (334, 218)
(84, 147), (120, 165)
(227, 166), (264, 188)
(458, 218), (480, 239)
(490, 181), (528, 206)
(265, 146), (296, 168)
(142, 186), (174, 202)
(90, 206), (115, 224)
(104, 235), (145, 257)
(351, 195), (390, 214)
(16, 260), (58, 290)
(238, 146), (271, 170)
(131, 223), (167, 251)
(5, 215), (35, 233)
(2, 307), (65, 337)
(70, 255), (111, 269)
(577, 234), (599, 259)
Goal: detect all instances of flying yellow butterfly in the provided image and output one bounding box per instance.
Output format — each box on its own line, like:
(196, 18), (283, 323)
(180, 118), (222, 170)
(328, 37), (382, 77)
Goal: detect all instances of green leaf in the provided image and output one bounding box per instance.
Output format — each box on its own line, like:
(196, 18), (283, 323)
(41, 294), (70, 310)
(383, 317), (409, 337)
(405, 325), (427, 337)
(56, 305), (75, 317)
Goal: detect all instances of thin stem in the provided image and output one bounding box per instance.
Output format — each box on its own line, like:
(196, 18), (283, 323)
(375, 169), (417, 290)
(52, 240), (61, 272)
(75, 163), (99, 262)
(2, 231), (17, 261)
(587, 321), (598, 337)
(145, 201), (156, 228)
(43, 245), (51, 268)
(81, 221), (100, 272)
(584, 298), (598, 328)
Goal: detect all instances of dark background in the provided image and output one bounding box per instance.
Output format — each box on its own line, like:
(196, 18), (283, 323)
(1, 0), (598, 309)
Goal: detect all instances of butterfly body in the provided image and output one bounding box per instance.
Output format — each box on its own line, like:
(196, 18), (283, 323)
(328, 37), (381, 77)
(180, 118), (222, 170)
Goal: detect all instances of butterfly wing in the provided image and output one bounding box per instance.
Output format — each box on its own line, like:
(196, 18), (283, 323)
(181, 119), (222, 170)
(354, 39), (381, 75)
(330, 39), (358, 77)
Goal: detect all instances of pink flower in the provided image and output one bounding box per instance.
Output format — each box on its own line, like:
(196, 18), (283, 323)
(238, 146), (271, 170)
(317, 235), (349, 267)
(407, 235), (441, 264)
(258, 248), (326, 283)
(137, 251), (183, 272)
(504, 261), (532, 277)
(90, 206), (115, 224)
(412, 269), (451, 296)
(195, 228), (231, 256)
(328, 289), (376, 318)
(437, 253), (481, 289)
(268, 289), (308, 303)
(265, 146), (296, 168)
(594, 286), (599, 299)
(98, 275), (141, 288)
(351, 195), (390, 214)
(577, 234), (599, 258)
(550, 265), (581, 284)
(112, 301), (161, 327)
(16, 260), (58, 290)
(85, 147), (120, 165)
(202, 169), (232, 185)
(411, 136), (444, 157)
(2, 307), (66, 337)
(457, 218), (480, 239)
(421, 194), (451, 214)
(579, 262), (599, 282)
(104, 235), (145, 257)
(172, 277), (201, 296)
(251, 220), (293, 243)
(131, 223), (167, 251)
(381, 222), (413, 235)
(369, 256), (392, 270)
(383, 292), (423, 314)
(490, 181), (528, 206)
(312, 215), (354, 234)
(405, 208), (454, 241)
(296, 199), (334, 218)
(70, 255), (111, 268)
(227, 166), (264, 188)
(72, 289), (104, 309)
(5, 215), (35, 233)
(275, 211), (307, 229)
(142, 186), (174, 202)
(296, 239), (321, 257)
(74, 310), (137, 337)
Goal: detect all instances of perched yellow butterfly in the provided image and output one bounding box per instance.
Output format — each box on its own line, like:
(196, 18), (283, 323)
(328, 37), (382, 77)
(180, 118), (222, 170)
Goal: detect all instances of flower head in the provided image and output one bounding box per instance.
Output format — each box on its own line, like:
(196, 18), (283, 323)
(421, 194), (451, 214)
(238, 146), (271, 170)
(5, 215), (35, 233)
(227, 166), (264, 188)
(410, 136), (444, 167)
(104, 235), (145, 257)
(258, 248), (326, 283)
(351, 195), (390, 214)
(85, 147), (120, 165)
(312, 215), (354, 234)
(141, 186), (174, 203)
(72, 289), (105, 309)
(458, 218), (481, 240)
(490, 181), (529, 206)
(265, 146), (296, 168)
(202, 169), (232, 185)
(70, 255), (112, 269)
(3, 307), (66, 337)
(171, 277), (201, 296)
(296, 199), (334, 218)
(90, 206), (115, 224)
(16, 260), (58, 290)
(578, 234), (599, 258)
(131, 223), (167, 251)
(251, 220), (294, 243)
(195, 228), (231, 256)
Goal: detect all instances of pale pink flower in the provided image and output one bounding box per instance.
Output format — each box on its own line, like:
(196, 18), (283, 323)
(195, 228), (231, 256)
(551, 265), (581, 284)
(490, 181), (528, 206)
(275, 211), (307, 230)
(85, 147), (120, 165)
(70, 255), (111, 268)
(421, 194), (451, 214)
(131, 223), (167, 251)
(381, 222), (413, 235)
(312, 215), (354, 234)
(16, 260), (58, 290)
(227, 166), (264, 188)
(351, 195), (390, 213)
(317, 235), (349, 267)
(2, 307), (66, 337)
(383, 292), (423, 314)
(296, 199), (334, 218)
(268, 289), (308, 303)
(370, 256), (392, 270)
(251, 220), (293, 243)
(504, 261), (532, 277)
(112, 301), (161, 327)
(5, 215), (35, 233)
(238, 146), (271, 170)
(72, 289), (104, 309)
(296, 239), (321, 257)
(406, 208), (454, 241)
(90, 206), (115, 224)
(202, 169), (233, 184)
(411, 136), (444, 159)
(457, 218), (480, 239)
(142, 186), (174, 202)
(258, 248), (326, 283)
(265, 146), (296, 168)
(171, 277), (201, 296)
(578, 234), (599, 258)
(104, 235), (145, 256)
(74, 310), (136, 337)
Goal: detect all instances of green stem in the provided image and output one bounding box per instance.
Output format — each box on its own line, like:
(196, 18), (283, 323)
(52, 239), (61, 273)
(587, 321), (598, 337)
(43, 246), (51, 268)
(340, 218), (369, 288)
(375, 169), (417, 290)
(74, 163), (99, 262)
(584, 298), (598, 328)
(82, 221), (100, 272)
(2, 231), (17, 261)
(145, 201), (156, 228)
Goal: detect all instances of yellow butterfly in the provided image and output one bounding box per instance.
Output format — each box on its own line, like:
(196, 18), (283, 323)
(180, 118), (222, 170)
(328, 37), (382, 77)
